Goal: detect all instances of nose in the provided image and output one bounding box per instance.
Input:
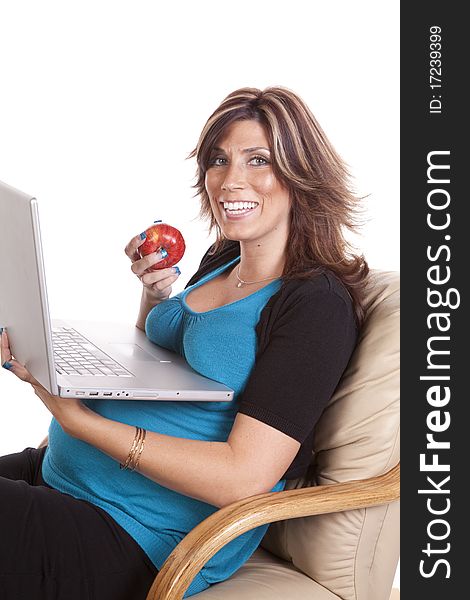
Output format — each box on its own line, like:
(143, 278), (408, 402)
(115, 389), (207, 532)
(221, 162), (245, 192)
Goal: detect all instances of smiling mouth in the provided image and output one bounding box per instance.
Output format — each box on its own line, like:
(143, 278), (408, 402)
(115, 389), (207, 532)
(221, 201), (259, 215)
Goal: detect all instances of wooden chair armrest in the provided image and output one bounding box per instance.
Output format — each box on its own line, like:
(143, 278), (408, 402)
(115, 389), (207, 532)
(146, 463), (400, 600)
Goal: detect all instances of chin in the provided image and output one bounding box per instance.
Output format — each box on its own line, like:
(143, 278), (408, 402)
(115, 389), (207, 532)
(220, 227), (256, 243)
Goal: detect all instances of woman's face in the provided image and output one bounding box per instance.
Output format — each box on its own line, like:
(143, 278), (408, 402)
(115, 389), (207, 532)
(204, 119), (291, 248)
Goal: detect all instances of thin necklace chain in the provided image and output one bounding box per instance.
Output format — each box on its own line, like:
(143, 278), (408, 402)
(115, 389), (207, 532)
(235, 264), (281, 288)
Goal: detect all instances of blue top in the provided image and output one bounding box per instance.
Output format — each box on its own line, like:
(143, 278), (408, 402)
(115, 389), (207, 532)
(42, 256), (285, 596)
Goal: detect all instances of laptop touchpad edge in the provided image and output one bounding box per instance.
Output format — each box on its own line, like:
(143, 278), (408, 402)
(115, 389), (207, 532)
(108, 343), (162, 362)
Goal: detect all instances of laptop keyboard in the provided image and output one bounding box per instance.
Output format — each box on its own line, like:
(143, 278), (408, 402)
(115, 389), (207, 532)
(52, 327), (133, 377)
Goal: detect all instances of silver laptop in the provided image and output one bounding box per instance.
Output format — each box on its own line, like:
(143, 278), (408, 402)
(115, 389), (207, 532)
(0, 180), (233, 401)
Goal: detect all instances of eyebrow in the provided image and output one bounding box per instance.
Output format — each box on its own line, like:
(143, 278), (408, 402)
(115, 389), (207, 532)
(211, 146), (271, 154)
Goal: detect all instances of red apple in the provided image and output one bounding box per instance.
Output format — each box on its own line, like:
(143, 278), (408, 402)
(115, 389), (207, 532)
(138, 221), (186, 270)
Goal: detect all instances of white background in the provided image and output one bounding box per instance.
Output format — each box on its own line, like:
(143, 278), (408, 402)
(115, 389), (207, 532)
(0, 0), (399, 586)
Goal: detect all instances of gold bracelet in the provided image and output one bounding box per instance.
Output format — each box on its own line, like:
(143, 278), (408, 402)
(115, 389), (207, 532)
(127, 428), (144, 470)
(120, 427), (143, 470)
(131, 428), (147, 472)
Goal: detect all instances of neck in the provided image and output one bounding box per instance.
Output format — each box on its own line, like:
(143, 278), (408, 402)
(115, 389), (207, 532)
(236, 238), (286, 282)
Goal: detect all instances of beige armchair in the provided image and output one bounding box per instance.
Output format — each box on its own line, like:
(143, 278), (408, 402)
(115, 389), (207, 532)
(146, 270), (400, 600)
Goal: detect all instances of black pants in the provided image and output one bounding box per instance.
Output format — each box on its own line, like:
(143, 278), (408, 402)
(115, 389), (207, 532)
(0, 447), (158, 600)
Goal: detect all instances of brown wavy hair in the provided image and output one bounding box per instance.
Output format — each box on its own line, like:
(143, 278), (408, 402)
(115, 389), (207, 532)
(189, 86), (369, 326)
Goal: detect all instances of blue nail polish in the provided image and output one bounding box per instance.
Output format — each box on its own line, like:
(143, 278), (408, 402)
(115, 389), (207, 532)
(173, 266), (181, 275)
(2, 361), (13, 370)
(160, 248), (168, 259)
(139, 232), (147, 240)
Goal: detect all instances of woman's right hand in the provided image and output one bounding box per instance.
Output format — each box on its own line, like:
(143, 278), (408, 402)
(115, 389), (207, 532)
(124, 233), (181, 302)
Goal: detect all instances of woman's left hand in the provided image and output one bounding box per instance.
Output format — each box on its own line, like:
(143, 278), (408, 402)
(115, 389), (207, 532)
(1, 328), (83, 424)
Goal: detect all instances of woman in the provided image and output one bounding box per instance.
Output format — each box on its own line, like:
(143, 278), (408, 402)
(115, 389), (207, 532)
(0, 86), (368, 599)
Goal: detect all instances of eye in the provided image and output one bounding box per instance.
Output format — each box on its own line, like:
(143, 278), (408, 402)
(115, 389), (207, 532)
(208, 156), (228, 167)
(249, 155), (270, 166)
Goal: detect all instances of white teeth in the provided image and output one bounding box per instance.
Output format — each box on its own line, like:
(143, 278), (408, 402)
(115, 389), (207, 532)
(222, 201), (258, 211)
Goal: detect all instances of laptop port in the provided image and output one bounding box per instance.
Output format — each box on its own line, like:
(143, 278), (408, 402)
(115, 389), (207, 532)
(75, 391), (85, 396)
(89, 392), (99, 396)
(103, 392), (113, 396)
